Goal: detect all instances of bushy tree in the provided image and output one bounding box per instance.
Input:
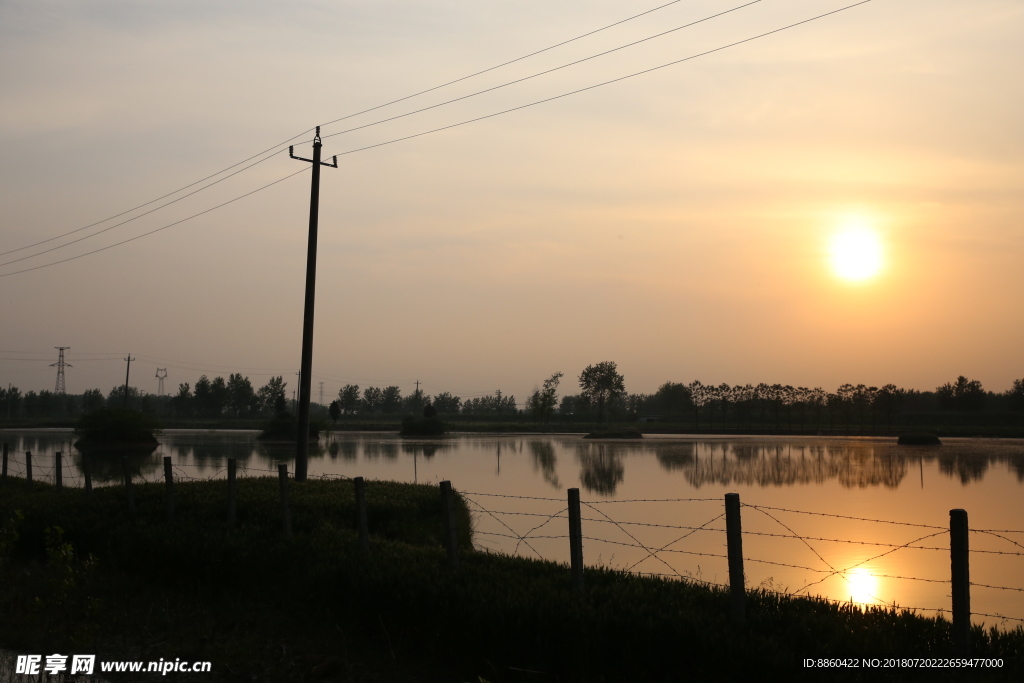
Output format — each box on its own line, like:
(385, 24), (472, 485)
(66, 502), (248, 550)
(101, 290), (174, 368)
(338, 384), (360, 414)
(1009, 379), (1024, 412)
(226, 373), (256, 417)
(937, 376), (986, 412)
(82, 388), (106, 413)
(527, 372), (563, 422)
(381, 386), (403, 414)
(362, 387), (384, 415)
(579, 362), (625, 423)
(256, 376), (287, 416)
(329, 400), (341, 425)
(432, 392), (462, 415)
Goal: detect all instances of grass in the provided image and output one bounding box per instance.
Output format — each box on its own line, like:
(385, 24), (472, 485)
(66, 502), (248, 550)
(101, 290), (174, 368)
(1, 477), (1023, 681)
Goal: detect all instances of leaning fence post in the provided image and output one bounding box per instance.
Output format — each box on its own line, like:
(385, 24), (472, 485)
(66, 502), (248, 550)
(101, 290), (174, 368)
(278, 464), (292, 537)
(122, 457), (135, 514)
(440, 480), (459, 568)
(26, 451), (32, 482)
(2, 443), (7, 479)
(950, 508), (971, 656)
(163, 456), (174, 522)
(55, 452), (63, 490)
(568, 488), (584, 593)
(354, 476), (369, 551)
(725, 492), (746, 623)
(226, 458), (237, 527)
(82, 452), (92, 494)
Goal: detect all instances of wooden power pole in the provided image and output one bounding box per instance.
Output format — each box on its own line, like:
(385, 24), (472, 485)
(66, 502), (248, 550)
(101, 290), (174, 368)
(289, 126), (337, 481)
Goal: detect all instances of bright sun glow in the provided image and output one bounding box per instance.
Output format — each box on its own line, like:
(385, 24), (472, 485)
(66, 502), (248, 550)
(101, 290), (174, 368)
(846, 567), (879, 605)
(829, 223), (883, 282)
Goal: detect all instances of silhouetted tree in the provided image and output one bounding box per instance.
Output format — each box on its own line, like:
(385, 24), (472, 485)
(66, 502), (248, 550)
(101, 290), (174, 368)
(170, 383), (193, 417)
(937, 376), (986, 412)
(362, 387), (384, 415)
(256, 376), (287, 416)
(226, 373), (256, 417)
(432, 392), (462, 415)
(1008, 379), (1024, 412)
(527, 372), (563, 422)
(329, 400), (341, 425)
(381, 386), (402, 414)
(338, 384), (360, 414)
(579, 362), (624, 423)
(403, 386), (429, 414)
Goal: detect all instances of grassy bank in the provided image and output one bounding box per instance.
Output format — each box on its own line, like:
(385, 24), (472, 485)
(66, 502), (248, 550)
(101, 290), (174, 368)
(1, 477), (1023, 681)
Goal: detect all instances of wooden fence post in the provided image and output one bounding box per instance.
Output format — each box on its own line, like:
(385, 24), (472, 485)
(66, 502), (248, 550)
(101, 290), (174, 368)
(26, 451), (32, 482)
(725, 492), (746, 623)
(82, 452), (92, 494)
(440, 480), (459, 568)
(354, 476), (369, 551)
(568, 488), (584, 593)
(226, 458), (237, 527)
(122, 457), (135, 514)
(2, 443), (7, 479)
(278, 464), (292, 537)
(950, 508), (971, 656)
(164, 457), (174, 522)
(55, 452), (62, 491)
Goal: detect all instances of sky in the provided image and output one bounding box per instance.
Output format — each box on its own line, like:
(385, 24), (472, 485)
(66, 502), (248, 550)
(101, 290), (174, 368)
(1, 0), (1022, 404)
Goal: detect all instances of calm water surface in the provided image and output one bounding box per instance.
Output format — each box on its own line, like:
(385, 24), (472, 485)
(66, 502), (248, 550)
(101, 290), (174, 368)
(4, 429), (1024, 628)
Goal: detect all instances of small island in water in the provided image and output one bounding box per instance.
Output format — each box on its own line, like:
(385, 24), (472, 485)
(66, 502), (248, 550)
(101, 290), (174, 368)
(74, 408), (160, 450)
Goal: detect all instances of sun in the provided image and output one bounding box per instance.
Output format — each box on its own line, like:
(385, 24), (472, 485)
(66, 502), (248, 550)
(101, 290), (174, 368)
(828, 223), (883, 282)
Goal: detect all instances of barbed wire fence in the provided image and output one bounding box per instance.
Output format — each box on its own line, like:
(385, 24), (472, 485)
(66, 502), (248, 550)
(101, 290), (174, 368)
(3, 444), (1024, 651)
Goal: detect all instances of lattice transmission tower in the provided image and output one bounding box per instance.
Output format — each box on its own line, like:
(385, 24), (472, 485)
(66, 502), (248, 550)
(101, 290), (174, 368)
(156, 368), (168, 397)
(51, 347), (71, 394)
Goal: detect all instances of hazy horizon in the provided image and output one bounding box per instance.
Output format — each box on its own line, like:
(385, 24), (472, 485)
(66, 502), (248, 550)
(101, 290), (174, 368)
(2, 0), (1022, 403)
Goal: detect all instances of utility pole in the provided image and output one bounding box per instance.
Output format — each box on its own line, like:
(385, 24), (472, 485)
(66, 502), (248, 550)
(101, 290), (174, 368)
(319, 381), (324, 406)
(122, 355), (135, 410)
(51, 347), (71, 394)
(289, 125), (338, 481)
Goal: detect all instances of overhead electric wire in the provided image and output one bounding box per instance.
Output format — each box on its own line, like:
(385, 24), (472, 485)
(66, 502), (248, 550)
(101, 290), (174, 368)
(0, 166), (310, 279)
(2, 2), (761, 270)
(1, 0), (874, 279)
(321, 0), (763, 143)
(0, 0), (694, 259)
(0, 152), (286, 268)
(329, 0), (874, 158)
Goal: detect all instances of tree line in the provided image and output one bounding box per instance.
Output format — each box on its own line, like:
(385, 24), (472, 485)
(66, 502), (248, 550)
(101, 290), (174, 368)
(2, 365), (1023, 428)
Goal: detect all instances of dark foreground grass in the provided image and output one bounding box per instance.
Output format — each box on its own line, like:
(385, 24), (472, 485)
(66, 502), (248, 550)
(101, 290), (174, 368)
(1, 477), (1022, 682)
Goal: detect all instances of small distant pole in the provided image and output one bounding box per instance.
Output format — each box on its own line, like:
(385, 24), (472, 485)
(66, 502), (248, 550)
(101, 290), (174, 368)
(82, 452), (92, 493)
(568, 488), (584, 593)
(26, 451), (32, 482)
(278, 464), (292, 537)
(122, 355), (135, 409)
(122, 457), (135, 514)
(54, 452), (62, 490)
(2, 443), (8, 479)
(163, 457), (174, 522)
(950, 508), (971, 656)
(227, 458), (237, 527)
(440, 480), (459, 568)
(354, 476), (369, 551)
(725, 493), (746, 623)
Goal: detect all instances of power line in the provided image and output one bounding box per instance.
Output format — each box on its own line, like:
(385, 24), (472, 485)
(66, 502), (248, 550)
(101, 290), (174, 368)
(0, 0), (693, 260)
(0, 0), (875, 280)
(321, 1), (764, 144)
(0, 166), (310, 279)
(330, 0), (876, 159)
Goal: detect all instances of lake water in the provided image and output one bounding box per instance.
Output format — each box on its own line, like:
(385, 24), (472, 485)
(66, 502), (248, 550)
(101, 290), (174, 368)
(4, 429), (1024, 629)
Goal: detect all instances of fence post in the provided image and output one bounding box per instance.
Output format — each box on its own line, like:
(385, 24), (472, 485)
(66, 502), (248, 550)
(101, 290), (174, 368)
(2, 443), (7, 479)
(227, 458), (237, 527)
(567, 488), (584, 593)
(950, 508), (971, 656)
(725, 492), (746, 623)
(354, 476), (369, 551)
(26, 451), (32, 482)
(55, 452), (63, 491)
(82, 452), (92, 494)
(122, 457), (135, 514)
(163, 456), (174, 522)
(278, 464), (292, 537)
(440, 480), (459, 568)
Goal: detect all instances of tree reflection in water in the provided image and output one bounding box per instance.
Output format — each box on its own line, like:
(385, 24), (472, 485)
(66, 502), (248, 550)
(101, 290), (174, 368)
(575, 443), (625, 495)
(529, 440), (560, 489)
